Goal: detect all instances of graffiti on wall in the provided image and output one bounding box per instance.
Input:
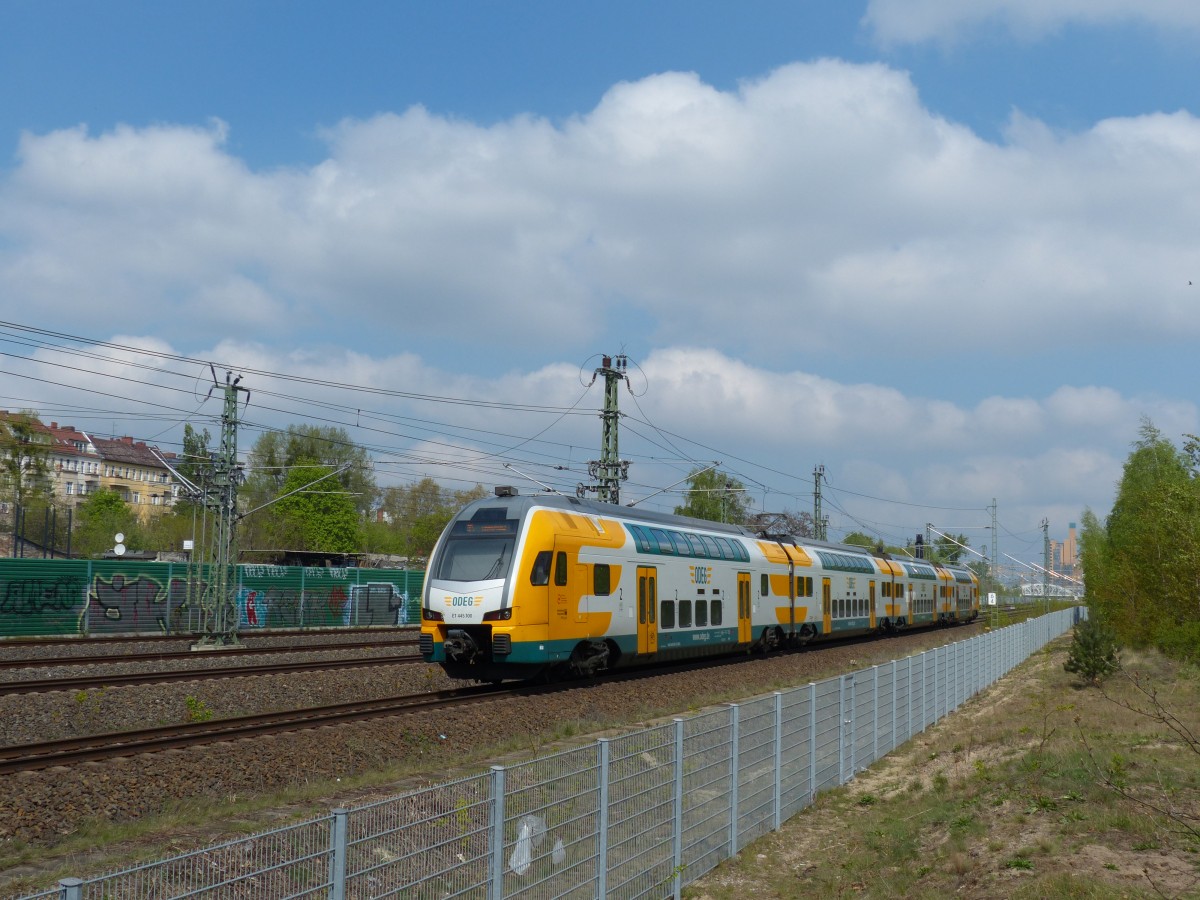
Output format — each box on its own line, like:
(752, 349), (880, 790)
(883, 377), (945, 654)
(0, 559), (423, 638)
(87, 574), (198, 635)
(0, 575), (87, 618)
(238, 582), (410, 628)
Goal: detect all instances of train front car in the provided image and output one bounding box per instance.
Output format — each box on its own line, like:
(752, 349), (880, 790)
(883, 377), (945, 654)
(420, 489), (633, 682)
(420, 490), (529, 681)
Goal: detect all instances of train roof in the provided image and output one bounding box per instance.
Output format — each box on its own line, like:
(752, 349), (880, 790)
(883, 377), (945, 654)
(462, 488), (977, 579)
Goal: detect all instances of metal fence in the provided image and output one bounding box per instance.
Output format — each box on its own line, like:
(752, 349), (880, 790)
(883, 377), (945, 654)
(0, 558), (425, 638)
(18, 607), (1084, 900)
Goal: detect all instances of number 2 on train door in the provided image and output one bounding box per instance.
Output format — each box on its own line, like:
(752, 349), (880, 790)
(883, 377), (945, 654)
(737, 572), (752, 644)
(637, 566), (657, 655)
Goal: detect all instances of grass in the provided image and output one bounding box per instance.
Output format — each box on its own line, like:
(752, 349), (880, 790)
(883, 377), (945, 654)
(684, 641), (1200, 900)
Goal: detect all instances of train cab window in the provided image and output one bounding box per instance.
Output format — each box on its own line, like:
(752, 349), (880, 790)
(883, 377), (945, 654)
(711, 599), (722, 626)
(679, 600), (692, 628)
(695, 599), (708, 627)
(554, 552), (568, 586)
(530, 551), (552, 586)
(760, 574), (769, 597)
(594, 564), (611, 596)
(660, 599), (675, 629)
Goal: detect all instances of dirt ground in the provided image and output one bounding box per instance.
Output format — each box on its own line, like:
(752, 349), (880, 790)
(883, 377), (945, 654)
(684, 640), (1200, 899)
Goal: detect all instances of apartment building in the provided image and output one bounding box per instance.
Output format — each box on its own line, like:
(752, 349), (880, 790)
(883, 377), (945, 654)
(1, 412), (179, 520)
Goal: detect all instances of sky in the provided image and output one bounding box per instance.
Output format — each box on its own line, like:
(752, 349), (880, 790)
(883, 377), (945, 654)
(2, 0), (1199, 581)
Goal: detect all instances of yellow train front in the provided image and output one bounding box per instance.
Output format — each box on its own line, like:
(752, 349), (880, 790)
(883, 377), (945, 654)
(419, 488), (981, 682)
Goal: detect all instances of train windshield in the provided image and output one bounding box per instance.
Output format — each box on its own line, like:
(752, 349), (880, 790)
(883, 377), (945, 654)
(434, 537), (513, 581)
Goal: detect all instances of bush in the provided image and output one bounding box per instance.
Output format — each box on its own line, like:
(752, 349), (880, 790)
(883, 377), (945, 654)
(1153, 620), (1200, 664)
(1064, 616), (1121, 686)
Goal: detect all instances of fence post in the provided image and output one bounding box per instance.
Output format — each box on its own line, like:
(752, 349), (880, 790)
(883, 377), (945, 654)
(890, 660), (897, 753)
(808, 683), (817, 802)
(674, 718), (685, 899)
(598, 738), (610, 899)
(838, 676), (848, 784)
(328, 808), (348, 900)
(489, 766), (506, 900)
(58, 878), (82, 900)
(728, 704), (740, 855)
(872, 665), (879, 764)
(773, 692), (783, 831)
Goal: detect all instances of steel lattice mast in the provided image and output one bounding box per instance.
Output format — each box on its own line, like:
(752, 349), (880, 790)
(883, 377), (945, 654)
(579, 354), (630, 505)
(195, 371), (248, 648)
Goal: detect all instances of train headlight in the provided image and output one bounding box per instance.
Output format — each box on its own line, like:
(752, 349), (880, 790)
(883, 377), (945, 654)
(423, 608), (444, 622)
(483, 608), (513, 621)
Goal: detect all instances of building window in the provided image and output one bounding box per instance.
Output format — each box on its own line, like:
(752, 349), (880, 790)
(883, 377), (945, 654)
(65, 483), (73, 495)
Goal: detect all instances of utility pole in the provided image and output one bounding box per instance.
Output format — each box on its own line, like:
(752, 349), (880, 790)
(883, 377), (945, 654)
(990, 498), (998, 593)
(195, 371), (249, 648)
(1041, 517), (1050, 613)
(579, 354), (630, 504)
(813, 464), (828, 541)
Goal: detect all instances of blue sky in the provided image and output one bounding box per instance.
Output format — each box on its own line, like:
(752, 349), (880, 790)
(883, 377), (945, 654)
(2, 0), (1199, 578)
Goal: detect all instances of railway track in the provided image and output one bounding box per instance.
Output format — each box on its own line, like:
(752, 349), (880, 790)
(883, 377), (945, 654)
(0, 638), (419, 670)
(0, 653), (425, 696)
(0, 684), (514, 775)
(0, 626), (417, 649)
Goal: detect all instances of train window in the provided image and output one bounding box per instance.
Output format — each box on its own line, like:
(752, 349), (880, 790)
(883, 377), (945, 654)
(711, 599), (722, 626)
(554, 552), (568, 586)
(628, 525), (653, 553)
(649, 528), (675, 554)
(669, 532), (690, 555)
(530, 551), (551, 586)
(594, 564), (611, 596)
(660, 599), (675, 629)
(697, 535), (719, 557)
(649, 577), (656, 623)
(760, 573), (769, 596)
(695, 599), (708, 627)
(685, 533), (707, 557)
(679, 600), (692, 628)
(714, 537), (735, 560)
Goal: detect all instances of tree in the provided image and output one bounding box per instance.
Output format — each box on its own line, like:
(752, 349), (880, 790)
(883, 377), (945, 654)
(274, 460), (362, 554)
(74, 489), (139, 558)
(933, 533), (970, 564)
(378, 478), (488, 557)
(0, 410), (53, 508)
(1063, 616), (1121, 686)
(841, 530), (876, 550)
(241, 425), (378, 555)
(1081, 421), (1200, 658)
(674, 469), (752, 524)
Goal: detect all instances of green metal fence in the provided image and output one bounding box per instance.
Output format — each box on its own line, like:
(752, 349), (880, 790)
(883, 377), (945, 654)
(0, 558), (425, 638)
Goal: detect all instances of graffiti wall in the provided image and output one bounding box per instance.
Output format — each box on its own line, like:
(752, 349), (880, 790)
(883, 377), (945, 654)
(0, 558), (424, 638)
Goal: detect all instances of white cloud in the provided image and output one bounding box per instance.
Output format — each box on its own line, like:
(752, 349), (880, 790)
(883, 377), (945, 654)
(863, 0), (1200, 45)
(3, 60), (1200, 366)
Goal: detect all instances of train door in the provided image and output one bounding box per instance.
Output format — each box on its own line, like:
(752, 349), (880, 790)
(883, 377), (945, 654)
(637, 566), (657, 655)
(737, 572), (752, 644)
(869, 581), (876, 629)
(822, 577), (832, 635)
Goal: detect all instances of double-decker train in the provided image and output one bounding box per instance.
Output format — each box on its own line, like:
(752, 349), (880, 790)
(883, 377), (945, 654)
(419, 488), (979, 682)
